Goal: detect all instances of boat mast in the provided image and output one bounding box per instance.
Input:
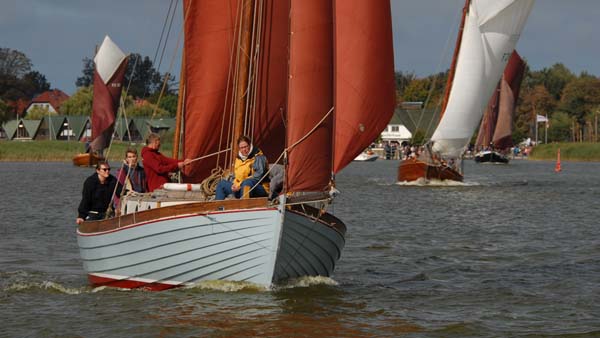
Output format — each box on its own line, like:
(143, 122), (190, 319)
(231, 0), (255, 169)
(440, 0), (469, 120)
(173, 51), (185, 159)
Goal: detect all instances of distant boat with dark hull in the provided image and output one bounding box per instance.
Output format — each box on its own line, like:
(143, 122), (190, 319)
(397, 0), (534, 183)
(72, 35), (128, 167)
(474, 51), (526, 165)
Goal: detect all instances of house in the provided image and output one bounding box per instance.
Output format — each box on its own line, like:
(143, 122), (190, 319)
(380, 113), (412, 144)
(25, 89), (70, 115)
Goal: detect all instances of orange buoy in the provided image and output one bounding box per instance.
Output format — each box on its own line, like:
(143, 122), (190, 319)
(554, 148), (561, 173)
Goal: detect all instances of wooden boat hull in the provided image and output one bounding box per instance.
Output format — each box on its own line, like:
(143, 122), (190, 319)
(397, 158), (463, 182)
(77, 197), (345, 290)
(474, 150), (509, 164)
(72, 153), (104, 167)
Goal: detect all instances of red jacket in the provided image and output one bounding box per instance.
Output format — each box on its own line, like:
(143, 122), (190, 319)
(141, 146), (180, 192)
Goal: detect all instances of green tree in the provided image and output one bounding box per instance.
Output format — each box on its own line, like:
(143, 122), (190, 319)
(75, 57), (94, 87)
(0, 99), (10, 124)
(525, 63), (575, 100)
(0, 47), (32, 78)
(547, 111), (572, 142)
(25, 105), (56, 120)
(515, 84), (555, 140)
(60, 86), (94, 116)
(125, 102), (170, 118)
(559, 75), (600, 125)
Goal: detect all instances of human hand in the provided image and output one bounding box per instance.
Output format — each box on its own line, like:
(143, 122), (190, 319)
(76, 218), (84, 225)
(232, 184), (240, 192)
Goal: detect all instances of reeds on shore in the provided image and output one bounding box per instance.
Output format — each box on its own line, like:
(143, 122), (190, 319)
(0, 140), (172, 162)
(529, 142), (600, 161)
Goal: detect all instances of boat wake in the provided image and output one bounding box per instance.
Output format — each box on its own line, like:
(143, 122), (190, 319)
(275, 276), (339, 289)
(396, 178), (478, 187)
(184, 280), (268, 293)
(3, 280), (85, 295)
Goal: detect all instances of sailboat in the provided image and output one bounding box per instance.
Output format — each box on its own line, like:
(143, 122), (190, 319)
(474, 51), (526, 164)
(72, 36), (128, 167)
(397, 0), (535, 183)
(76, 0), (395, 290)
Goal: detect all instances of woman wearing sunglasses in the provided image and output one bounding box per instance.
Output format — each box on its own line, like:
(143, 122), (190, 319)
(76, 161), (122, 225)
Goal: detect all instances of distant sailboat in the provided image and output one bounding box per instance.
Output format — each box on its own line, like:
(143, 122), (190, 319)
(474, 51), (526, 164)
(72, 36), (128, 167)
(398, 0), (535, 182)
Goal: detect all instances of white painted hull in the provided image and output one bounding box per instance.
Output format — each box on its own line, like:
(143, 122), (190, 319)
(353, 153), (378, 162)
(77, 199), (345, 290)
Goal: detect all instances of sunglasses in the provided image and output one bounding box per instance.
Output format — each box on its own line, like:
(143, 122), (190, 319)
(99, 168), (111, 172)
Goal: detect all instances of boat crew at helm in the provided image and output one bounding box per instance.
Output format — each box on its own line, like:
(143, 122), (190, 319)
(141, 133), (192, 192)
(76, 161), (122, 225)
(215, 135), (270, 200)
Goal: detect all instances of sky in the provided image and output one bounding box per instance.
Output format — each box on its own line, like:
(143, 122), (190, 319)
(1, 0), (598, 96)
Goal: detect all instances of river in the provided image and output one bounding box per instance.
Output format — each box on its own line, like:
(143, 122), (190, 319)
(1, 159), (598, 336)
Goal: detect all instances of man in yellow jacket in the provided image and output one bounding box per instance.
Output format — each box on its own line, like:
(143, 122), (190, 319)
(215, 135), (269, 200)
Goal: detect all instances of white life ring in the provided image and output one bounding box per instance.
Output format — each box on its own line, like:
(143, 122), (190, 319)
(162, 183), (202, 191)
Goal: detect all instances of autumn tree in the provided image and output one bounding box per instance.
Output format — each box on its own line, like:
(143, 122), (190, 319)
(515, 84), (555, 141)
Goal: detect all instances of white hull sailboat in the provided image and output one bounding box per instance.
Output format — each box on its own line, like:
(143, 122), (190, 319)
(398, 0), (535, 182)
(76, 0), (395, 290)
(78, 196), (345, 290)
(353, 152), (379, 162)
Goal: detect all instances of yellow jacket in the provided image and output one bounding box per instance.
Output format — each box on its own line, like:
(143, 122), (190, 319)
(233, 148), (270, 193)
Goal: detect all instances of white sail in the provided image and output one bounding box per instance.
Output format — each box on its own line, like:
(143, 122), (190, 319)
(94, 35), (127, 85)
(431, 0), (535, 158)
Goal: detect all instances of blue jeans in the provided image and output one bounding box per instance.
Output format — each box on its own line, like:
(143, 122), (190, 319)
(215, 178), (268, 200)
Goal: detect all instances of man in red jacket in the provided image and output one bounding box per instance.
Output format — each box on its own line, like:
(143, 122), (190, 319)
(141, 133), (192, 192)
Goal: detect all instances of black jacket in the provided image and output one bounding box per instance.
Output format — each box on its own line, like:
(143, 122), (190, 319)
(77, 173), (122, 219)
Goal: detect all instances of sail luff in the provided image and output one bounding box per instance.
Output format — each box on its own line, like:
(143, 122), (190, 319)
(251, 0), (289, 162)
(181, 0), (241, 183)
(332, 0), (396, 173)
(286, 0), (334, 192)
(439, 0), (470, 120)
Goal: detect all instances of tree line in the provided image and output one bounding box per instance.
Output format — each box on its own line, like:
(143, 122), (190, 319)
(0, 47), (177, 124)
(396, 63), (600, 144)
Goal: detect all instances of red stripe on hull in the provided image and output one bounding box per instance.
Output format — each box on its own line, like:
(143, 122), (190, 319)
(398, 158), (463, 182)
(88, 274), (182, 291)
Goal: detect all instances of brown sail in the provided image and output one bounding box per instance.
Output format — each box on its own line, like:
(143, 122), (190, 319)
(493, 51), (526, 150)
(332, 0), (396, 173)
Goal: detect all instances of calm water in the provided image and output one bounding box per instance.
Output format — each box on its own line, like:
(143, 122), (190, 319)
(1, 159), (599, 337)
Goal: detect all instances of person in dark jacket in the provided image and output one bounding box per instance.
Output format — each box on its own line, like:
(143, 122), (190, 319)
(76, 161), (122, 225)
(114, 148), (147, 211)
(141, 133), (191, 192)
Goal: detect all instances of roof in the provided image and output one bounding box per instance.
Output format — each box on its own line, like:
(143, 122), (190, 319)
(30, 89), (70, 113)
(2, 120), (19, 139)
(67, 115), (90, 139)
(394, 108), (440, 139)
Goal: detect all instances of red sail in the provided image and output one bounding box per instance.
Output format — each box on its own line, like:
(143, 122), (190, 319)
(332, 0), (396, 173)
(493, 51), (525, 149)
(90, 60), (128, 153)
(182, 0), (240, 182)
(251, 0), (289, 162)
(475, 85), (500, 150)
(286, 0), (334, 192)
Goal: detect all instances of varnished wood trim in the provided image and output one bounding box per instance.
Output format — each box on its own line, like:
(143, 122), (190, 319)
(78, 198), (271, 234)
